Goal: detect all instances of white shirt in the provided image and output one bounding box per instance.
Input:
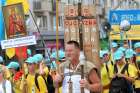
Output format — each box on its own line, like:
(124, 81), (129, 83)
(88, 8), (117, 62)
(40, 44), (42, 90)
(0, 80), (12, 93)
(62, 68), (90, 93)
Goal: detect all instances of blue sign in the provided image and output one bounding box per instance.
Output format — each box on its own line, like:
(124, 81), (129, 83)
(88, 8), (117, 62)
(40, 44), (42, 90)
(109, 10), (140, 25)
(0, 0), (6, 41)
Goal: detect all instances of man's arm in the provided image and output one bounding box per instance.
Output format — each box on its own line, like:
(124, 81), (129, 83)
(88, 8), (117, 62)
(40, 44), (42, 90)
(88, 68), (102, 92)
(80, 68), (102, 93)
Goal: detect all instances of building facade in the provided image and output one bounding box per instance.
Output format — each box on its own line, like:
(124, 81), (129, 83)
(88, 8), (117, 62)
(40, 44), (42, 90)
(26, 0), (140, 56)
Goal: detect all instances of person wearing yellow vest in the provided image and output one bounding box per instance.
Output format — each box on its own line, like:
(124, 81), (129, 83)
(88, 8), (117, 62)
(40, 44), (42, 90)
(33, 54), (56, 93)
(25, 57), (48, 93)
(7, 61), (23, 93)
(111, 50), (137, 92)
(134, 42), (140, 93)
(100, 50), (114, 93)
(33, 54), (49, 76)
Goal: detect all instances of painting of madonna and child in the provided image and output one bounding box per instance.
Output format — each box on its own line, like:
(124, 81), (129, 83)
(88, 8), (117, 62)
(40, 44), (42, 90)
(2, 3), (27, 39)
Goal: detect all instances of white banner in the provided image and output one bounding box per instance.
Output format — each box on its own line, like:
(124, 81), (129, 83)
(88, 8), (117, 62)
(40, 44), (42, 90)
(1, 35), (37, 49)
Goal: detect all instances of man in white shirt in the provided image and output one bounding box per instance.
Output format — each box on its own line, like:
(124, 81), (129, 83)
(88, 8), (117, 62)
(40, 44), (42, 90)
(54, 40), (102, 93)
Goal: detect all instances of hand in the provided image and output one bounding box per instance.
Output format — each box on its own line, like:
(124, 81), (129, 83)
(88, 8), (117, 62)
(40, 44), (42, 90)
(23, 79), (27, 86)
(112, 74), (117, 78)
(79, 79), (89, 89)
(117, 73), (125, 78)
(53, 74), (62, 88)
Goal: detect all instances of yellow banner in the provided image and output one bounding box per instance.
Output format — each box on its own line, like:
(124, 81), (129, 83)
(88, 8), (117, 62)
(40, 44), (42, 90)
(6, 0), (29, 14)
(110, 25), (140, 40)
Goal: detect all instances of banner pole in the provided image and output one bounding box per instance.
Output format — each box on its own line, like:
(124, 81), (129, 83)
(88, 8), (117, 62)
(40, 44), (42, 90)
(29, 9), (54, 66)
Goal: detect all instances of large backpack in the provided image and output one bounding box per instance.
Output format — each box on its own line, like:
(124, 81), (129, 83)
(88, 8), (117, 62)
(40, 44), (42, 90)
(109, 63), (134, 93)
(35, 73), (55, 93)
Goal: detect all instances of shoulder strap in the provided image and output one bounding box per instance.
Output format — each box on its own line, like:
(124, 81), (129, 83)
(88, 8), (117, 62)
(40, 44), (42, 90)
(35, 73), (40, 91)
(121, 63), (129, 76)
(114, 64), (118, 74)
(111, 61), (114, 66)
(42, 75), (47, 86)
(105, 63), (111, 80)
(35, 73), (48, 92)
(25, 73), (28, 79)
(105, 63), (109, 73)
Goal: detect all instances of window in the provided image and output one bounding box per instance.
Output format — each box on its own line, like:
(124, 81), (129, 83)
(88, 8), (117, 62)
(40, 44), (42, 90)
(53, 16), (64, 31)
(42, 16), (47, 28)
(59, 16), (63, 27)
(33, 0), (41, 10)
(36, 16), (47, 28)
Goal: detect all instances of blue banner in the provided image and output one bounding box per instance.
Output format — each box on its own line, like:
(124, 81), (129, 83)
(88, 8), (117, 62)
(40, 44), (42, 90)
(109, 10), (140, 25)
(0, 0), (6, 41)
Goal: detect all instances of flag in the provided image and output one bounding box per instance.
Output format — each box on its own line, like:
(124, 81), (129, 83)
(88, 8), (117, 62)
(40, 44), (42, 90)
(6, 48), (15, 59)
(0, 0), (6, 41)
(15, 46), (27, 60)
(6, 0), (29, 14)
(5, 1), (29, 59)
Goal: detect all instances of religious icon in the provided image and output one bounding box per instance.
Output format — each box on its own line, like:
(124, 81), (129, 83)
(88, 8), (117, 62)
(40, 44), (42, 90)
(2, 3), (26, 39)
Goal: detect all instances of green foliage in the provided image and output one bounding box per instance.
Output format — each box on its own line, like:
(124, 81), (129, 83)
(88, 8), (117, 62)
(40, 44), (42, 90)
(100, 38), (109, 50)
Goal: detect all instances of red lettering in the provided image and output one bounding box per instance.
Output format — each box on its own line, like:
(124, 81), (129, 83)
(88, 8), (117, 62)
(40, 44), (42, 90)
(73, 20), (78, 26)
(65, 20), (69, 26)
(89, 20), (92, 25)
(69, 21), (72, 26)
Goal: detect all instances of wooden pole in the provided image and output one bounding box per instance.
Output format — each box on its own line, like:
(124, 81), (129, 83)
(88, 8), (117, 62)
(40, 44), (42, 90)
(56, 0), (59, 64)
(55, 1), (60, 92)
(94, 0), (100, 69)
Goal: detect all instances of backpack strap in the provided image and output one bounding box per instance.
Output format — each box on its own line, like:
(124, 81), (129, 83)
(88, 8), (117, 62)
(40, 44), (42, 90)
(121, 63), (129, 76)
(105, 63), (109, 73)
(111, 61), (114, 66)
(114, 63), (129, 76)
(42, 75), (47, 86)
(114, 64), (118, 74)
(105, 63), (111, 79)
(35, 73), (48, 92)
(35, 73), (40, 91)
(25, 73), (29, 79)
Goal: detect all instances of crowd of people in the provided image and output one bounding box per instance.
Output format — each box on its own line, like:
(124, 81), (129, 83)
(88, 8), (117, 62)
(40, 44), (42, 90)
(0, 53), (50, 93)
(100, 41), (140, 93)
(0, 40), (102, 93)
(1, 40), (140, 93)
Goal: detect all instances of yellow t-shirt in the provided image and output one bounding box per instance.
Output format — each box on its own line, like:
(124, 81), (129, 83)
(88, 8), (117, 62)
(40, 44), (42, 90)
(120, 64), (137, 78)
(134, 68), (140, 88)
(13, 79), (23, 93)
(11, 71), (24, 93)
(101, 64), (114, 85)
(26, 74), (48, 93)
(37, 75), (48, 93)
(101, 63), (114, 93)
(115, 63), (137, 88)
(43, 67), (49, 77)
